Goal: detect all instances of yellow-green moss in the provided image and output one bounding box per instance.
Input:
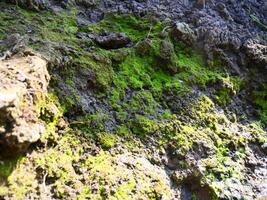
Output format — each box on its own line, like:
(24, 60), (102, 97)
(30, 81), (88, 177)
(96, 132), (118, 150)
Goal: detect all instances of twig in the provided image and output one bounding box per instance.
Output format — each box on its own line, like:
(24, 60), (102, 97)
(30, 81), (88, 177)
(146, 26), (153, 38)
(42, 171), (48, 193)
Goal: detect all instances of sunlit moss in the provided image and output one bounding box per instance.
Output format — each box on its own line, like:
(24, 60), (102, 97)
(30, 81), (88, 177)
(96, 132), (118, 150)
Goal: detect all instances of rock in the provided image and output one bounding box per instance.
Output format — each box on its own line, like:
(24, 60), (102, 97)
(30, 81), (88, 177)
(0, 53), (49, 157)
(75, 0), (98, 8)
(243, 40), (267, 68)
(95, 32), (132, 49)
(196, 0), (206, 8)
(170, 22), (196, 45)
(136, 39), (152, 56)
(157, 39), (177, 73)
(0, 34), (30, 60)
(202, 28), (242, 51)
(1, 33), (21, 49)
(6, 0), (50, 10)
(261, 143), (267, 154)
(0, 34), (20, 57)
(216, 3), (233, 21)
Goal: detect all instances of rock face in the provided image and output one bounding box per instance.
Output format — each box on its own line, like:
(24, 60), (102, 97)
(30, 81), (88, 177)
(0, 53), (49, 157)
(0, 1), (267, 200)
(6, 0), (50, 10)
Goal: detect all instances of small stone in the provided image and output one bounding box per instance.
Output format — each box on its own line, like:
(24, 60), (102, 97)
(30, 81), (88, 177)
(95, 32), (132, 49)
(136, 39), (152, 56)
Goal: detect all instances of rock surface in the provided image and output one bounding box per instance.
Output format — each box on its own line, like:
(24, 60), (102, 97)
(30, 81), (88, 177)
(0, 0), (266, 200)
(0, 53), (49, 156)
(95, 32), (132, 49)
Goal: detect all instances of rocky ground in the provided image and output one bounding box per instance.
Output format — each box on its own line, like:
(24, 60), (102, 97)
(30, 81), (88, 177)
(0, 0), (267, 199)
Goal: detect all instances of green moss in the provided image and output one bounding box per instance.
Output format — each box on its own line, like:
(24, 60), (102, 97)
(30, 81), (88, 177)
(130, 115), (159, 136)
(0, 157), (38, 199)
(96, 132), (118, 150)
(161, 110), (173, 120)
(1, 4), (266, 200)
(35, 132), (84, 198)
(0, 156), (21, 180)
(85, 14), (164, 42)
(82, 150), (172, 199)
(214, 76), (243, 106)
(215, 88), (231, 106)
(21, 8), (79, 45)
(71, 52), (114, 92)
(112, 51), (153, 91)
(113, 178), (136, 199)
(175, 50), (219, 87)
(36, 92), (65, 142)
(71, 112), (110, 134)
(116, 125), (132, 138)
(0, 3), (22, 40)
(128, 90), (158, 114)
(253, 84), (267, 125)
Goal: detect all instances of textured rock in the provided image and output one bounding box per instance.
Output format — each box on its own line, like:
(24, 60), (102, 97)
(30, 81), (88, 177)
(136, 39), (152, 56)
(243, 40), (267, 68)
(95, 32), (132, 49)
(75, 0), (98, 8)
(158, 39), (178, 73)
(1, 1), (267, 199)
(170, 22), (196, 45)
(0, 53), (49, 156)
(6, 0), (50, 10)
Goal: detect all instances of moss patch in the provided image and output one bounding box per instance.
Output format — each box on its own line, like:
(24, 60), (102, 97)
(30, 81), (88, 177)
(253, 83), (267, 126)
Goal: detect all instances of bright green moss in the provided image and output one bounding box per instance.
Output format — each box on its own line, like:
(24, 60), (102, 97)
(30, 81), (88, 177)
(113, 178), (136, 199)
(161, 110), (173, 120)
(0, 156), (39, 199)
(21, 8), (79, 45)
(82, 150), (172, 199)
(35, 132), (85, 198)
(71, 112), (110, 134)
(1, 4), (266, 200)
(112, 52), (154, 90)
(85, 14), (164, 42)
(214, 76), (243, 106)
(96, 132), (118, 150)
(127, 90), (158, 115)
(215, 88), (231, 106)
(116, 125), (132, 138)
(130, 115), (159, 136)
(175, 49), (219, 87)
(35, 92), (65, 142)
